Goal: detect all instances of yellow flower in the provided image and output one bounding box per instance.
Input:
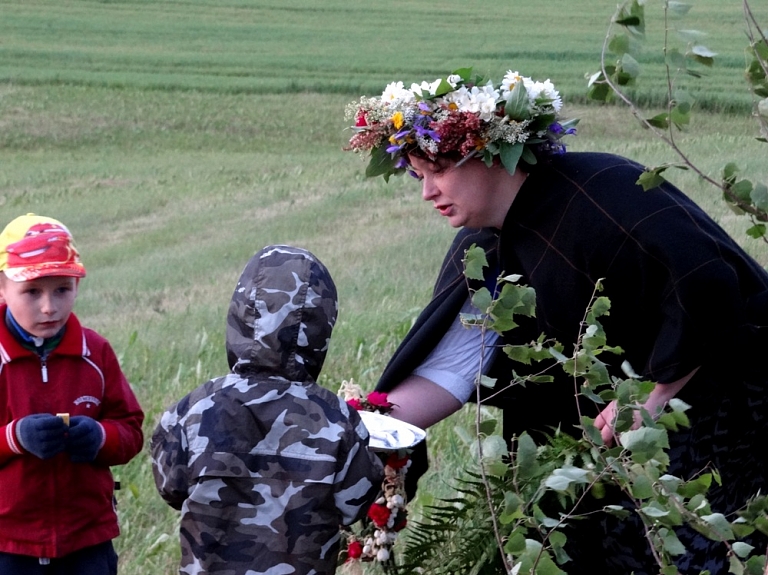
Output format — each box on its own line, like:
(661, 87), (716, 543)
(392, 111), (404, 130)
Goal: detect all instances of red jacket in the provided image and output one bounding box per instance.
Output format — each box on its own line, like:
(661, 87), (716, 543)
(0, 305), (144, 558)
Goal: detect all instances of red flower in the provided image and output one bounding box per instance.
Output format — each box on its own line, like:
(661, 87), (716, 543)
(366, 391), (392, 409)
(386, 453), (410, 469)
(433, 110), (482, 156)
(347, 398), (363, 411)
(367, 503), (391, 527)
(355, 111), (368, 127)
(346, 540), (363, 560)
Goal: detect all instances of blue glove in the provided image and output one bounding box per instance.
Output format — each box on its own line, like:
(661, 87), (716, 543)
(15, 414), (68, 459)
(66, 416), (105, 463)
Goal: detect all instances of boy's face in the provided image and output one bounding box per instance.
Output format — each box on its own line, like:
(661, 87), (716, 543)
(0, 274), (78, 338)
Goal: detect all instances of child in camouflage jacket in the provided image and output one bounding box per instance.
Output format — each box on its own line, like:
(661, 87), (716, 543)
(151, 245), (383, 575)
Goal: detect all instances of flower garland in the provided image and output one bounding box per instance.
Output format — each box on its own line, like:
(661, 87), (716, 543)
(344, 67), (578, 181)
(339, 380), (411, 570)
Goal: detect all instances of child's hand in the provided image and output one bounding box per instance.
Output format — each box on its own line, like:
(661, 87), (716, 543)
(66, 416), (105, 463)
(15, 414), (68, 459)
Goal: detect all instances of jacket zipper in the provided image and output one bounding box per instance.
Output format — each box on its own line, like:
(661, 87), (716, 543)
(40, 353), (49, 383)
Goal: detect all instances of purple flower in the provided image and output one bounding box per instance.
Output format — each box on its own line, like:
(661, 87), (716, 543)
(550, 142), (567, 155)
(414, 125), (440, 140)
(413, 115), (440, 140)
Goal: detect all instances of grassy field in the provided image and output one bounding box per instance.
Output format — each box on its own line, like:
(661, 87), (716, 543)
(1, 0), (766, 109)
(1, 0), (767, 573)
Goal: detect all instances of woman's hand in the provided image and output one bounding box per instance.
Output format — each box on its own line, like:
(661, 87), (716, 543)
(594, 367), (699, 446)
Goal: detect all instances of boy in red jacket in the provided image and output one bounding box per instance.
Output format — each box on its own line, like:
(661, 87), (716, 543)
(0, 213), (145, 575)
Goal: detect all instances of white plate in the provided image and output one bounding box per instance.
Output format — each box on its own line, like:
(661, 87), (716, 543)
(358, 410), (427, 451)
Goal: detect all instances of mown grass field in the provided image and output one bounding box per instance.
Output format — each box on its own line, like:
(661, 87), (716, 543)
(1, 0), (767, 573)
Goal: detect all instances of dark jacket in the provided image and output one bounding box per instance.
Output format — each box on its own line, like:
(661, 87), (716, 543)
(377, 152), (768, 574)
(152, 245), (383, 575)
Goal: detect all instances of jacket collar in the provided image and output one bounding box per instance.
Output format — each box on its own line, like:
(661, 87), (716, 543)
(0, 304), (87, 363)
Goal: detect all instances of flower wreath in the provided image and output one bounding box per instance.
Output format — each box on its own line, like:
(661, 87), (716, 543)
(344, 67), (578, 181)
(339, 380), (411, 569)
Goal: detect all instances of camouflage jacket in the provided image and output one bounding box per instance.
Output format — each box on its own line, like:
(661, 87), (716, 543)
(151, 245), (383, 575)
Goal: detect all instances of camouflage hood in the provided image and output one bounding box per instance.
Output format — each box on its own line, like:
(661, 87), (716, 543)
(226, 245), (338, 382)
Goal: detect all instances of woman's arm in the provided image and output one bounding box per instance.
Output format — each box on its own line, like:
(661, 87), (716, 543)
(386, 374), (464, 429)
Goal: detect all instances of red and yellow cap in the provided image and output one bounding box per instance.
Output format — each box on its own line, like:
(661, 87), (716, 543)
(0, 213), (86, 282)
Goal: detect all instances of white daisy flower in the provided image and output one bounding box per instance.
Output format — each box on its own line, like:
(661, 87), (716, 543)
(501, 70), (534, 99)
(381, 81), (414, 104)
(440, 85), (472, 111)
(411, 78), (443, 98)
(468, 82), (500, 121)
(529, 79), (563, 111)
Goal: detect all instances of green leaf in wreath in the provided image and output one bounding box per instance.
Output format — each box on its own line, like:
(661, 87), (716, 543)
(451, 67), (473, 84)
(521, 145), (538, 167)
(500, 141), (524, 174)
(504, 82), (531, 120)
(365, 145), (396, 180)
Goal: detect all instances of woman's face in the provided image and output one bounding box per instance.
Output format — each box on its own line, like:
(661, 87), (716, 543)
(408, 155), (513, 229)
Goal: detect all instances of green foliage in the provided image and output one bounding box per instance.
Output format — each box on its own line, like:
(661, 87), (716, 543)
(1, 2), (768, 574)
(587, 0), (768, 237)
(394, 250), (768, 574)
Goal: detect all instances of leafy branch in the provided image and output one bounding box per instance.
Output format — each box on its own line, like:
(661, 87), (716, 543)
(587, 0), (768, 240)
(393, 245), (768, 575)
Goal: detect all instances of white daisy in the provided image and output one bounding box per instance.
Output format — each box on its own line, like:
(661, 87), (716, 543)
(529, 79), (563, 111)
(381, 81), (414, 105)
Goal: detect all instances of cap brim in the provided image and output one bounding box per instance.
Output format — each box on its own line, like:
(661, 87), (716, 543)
(3, 263), (86, 282)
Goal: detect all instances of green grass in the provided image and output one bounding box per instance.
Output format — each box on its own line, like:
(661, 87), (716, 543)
(1, 0), (766, 109)
(1, 0), (767, 573)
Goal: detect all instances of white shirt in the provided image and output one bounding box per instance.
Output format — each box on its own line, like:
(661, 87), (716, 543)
(412, 298), (500, 404)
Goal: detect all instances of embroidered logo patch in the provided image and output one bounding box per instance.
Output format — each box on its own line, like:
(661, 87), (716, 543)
(74, 395), (101, 409)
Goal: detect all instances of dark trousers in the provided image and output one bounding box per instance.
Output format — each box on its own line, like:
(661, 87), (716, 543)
(0, 541), (118, 575)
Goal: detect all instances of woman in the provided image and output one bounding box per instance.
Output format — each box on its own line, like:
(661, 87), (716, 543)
(345, 68), (768, 574)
